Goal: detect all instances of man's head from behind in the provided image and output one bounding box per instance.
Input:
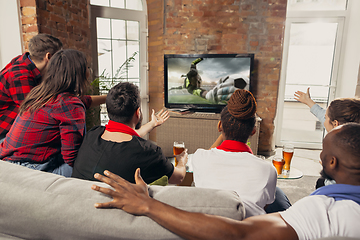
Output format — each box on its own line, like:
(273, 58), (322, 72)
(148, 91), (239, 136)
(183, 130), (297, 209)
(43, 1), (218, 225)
(320, 123), (360, 183)
(28, 34), (63, 62)
(106, 82), (142, 128)
(220, 89), (257, 143)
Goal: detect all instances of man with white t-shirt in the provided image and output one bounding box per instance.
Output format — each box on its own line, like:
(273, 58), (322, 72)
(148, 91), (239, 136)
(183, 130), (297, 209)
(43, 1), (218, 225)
(92, 122), (360, 240)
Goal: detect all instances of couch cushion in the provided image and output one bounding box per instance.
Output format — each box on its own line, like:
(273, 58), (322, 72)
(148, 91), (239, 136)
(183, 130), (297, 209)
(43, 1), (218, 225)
(0, 161), (244, 240)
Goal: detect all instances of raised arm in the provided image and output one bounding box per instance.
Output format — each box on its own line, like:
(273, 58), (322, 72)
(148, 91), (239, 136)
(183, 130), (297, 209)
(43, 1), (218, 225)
(210, 134), (223, 149)
(294, 87), (326, 125)
(89, 95), (107, 108)
(168, 149), (188, 184)
(136, 109), (169, 137)
(91, 169), (298, 240)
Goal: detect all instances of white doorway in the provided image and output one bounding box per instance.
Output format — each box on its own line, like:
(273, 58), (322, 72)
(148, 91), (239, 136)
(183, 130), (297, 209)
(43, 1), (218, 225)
(275, 0), (349, 149)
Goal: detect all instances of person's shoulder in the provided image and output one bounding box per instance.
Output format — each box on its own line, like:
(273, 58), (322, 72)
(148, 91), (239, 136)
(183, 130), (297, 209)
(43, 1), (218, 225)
(133, 136), (162, 152)
(87, 125), (105, 135)
(48, 94), (86, 114)
(81, 126), (105, 143)
(56, 93), (85, 106)
(193, 148), (212, 157)
(134, 136), (155, 146)
(290, 195), (337, 209)
(9, 54), (33, 71)
(7, 54), (24, 67)
(1, 54), (27, 76)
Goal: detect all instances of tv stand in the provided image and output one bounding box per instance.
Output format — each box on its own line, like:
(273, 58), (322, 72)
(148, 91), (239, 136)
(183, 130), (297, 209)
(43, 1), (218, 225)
(156, 112), (260, 156)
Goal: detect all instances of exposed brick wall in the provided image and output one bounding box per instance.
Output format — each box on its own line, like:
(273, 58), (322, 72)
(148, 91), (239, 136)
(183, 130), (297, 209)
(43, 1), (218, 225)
(148, 0), (166, 141)
(20, 0), (38, 50)
(148, 0), (287, 154)
(36, 0), (91, 61)
(20, 0), (91, 57)
(19, 0), (100, 128)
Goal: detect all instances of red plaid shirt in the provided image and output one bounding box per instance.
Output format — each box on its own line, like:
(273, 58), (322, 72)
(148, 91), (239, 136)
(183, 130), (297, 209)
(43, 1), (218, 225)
(0, 52), (42, 136)
(0, 93), (92, 166)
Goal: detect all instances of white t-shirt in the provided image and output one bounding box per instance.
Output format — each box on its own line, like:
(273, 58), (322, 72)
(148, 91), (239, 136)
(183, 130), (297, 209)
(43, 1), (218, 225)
(280, 195), (360, 240)
(191, 148), (277, 218)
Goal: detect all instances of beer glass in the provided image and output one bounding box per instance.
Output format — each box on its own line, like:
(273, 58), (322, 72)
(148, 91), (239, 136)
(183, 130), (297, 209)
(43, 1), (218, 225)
(272, 157), (285, 175)
(173, 141), (185, 166)
(282, 144), (294, 173)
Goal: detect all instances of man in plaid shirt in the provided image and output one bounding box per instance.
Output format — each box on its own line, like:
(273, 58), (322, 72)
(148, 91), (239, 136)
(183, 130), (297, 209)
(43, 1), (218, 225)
(0, 34), (63, 141)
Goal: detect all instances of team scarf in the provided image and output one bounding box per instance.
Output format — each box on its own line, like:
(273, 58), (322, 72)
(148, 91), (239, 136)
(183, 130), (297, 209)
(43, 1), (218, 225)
(105, 120), (140, 137)
(310, 184), (360, 205)
(216, 140), (253, 154)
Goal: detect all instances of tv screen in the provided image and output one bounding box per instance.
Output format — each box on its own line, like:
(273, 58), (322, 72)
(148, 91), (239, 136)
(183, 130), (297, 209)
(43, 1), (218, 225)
(164, 53), (254, 113)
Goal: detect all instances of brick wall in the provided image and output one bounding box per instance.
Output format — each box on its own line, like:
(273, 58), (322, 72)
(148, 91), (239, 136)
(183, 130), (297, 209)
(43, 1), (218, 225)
(20, 0), (91, 57)
(148, 0), (287, 154)
(20, 0), (38, 49)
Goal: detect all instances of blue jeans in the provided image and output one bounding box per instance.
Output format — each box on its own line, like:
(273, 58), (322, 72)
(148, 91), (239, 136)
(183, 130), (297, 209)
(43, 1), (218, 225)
(6, 154), (73, 177)
(265, 187), (291, 213)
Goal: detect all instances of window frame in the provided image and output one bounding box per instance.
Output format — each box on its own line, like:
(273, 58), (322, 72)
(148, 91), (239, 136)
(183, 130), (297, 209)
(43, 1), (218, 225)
(275, 8), (347, 149)
(90, 3), (149, 125)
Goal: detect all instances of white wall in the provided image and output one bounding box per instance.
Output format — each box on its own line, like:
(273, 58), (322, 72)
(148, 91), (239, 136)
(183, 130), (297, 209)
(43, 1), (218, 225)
(0, 0), (22, 69)
(335, 0), (360, 98)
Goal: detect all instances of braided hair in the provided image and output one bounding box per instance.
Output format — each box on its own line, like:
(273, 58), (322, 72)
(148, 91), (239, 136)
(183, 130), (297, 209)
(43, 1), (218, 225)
(221, 89), (257, 143)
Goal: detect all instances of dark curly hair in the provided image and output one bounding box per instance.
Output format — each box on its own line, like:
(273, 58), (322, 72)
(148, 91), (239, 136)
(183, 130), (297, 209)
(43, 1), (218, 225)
(221, 89), (257, 143)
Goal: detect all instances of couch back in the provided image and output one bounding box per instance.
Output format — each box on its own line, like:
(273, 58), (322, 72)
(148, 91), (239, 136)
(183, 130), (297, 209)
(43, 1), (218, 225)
(0, 161), (244, 240)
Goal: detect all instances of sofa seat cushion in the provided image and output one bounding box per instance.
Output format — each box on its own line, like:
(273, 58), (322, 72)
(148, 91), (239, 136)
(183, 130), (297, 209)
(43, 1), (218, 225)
(0, 161), (244, 240)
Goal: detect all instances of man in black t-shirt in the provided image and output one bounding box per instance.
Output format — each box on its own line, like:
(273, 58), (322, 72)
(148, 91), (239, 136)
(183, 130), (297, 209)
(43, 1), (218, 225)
(72, 82), (187, 185)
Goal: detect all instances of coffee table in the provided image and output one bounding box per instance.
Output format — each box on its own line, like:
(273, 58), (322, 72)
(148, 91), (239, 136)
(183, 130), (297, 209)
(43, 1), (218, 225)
(277, 167), (303, 179)
(263, 157), (303, 179)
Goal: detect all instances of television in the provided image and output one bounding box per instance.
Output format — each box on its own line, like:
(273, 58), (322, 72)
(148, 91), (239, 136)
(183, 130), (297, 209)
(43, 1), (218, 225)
(164, 53), (254, 113)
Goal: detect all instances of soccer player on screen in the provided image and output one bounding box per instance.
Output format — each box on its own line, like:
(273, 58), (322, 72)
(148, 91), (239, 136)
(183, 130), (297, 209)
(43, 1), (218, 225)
(182, 58), (248, 103)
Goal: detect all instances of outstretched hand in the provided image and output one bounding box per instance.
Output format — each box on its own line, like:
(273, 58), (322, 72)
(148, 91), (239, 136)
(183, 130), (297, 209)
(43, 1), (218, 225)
(294, 87), (315, 108)
(150, 109), (170, 128)
(91, 169), (151, 216)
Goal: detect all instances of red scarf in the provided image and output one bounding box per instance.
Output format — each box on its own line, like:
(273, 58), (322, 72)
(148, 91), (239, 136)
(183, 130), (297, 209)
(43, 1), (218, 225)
(216, 140), (253, 154)
(105, 120), (140, 137)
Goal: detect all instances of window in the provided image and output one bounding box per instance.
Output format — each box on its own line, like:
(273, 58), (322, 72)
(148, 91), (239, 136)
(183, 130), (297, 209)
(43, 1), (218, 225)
(287, 0), (347, 11)
(90, 1), (148, 126)
(275, 0), (348, 149)
(91, 0), (143, 11)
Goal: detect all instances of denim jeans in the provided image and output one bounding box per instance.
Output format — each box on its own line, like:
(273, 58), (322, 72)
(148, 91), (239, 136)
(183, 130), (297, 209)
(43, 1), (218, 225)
(265, 187), (292, 213)
(6, 154), (73, 177)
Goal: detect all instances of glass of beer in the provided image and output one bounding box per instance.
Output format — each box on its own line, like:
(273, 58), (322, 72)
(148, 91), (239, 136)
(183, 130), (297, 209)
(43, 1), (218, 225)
(173, 141), (185, 166)
(272, 157), (285, 175)
(282, 144), (294, 174)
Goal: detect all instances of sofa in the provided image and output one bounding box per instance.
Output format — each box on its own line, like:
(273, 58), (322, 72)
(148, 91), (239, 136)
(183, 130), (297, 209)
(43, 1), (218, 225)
(0, 160), (245, 240)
